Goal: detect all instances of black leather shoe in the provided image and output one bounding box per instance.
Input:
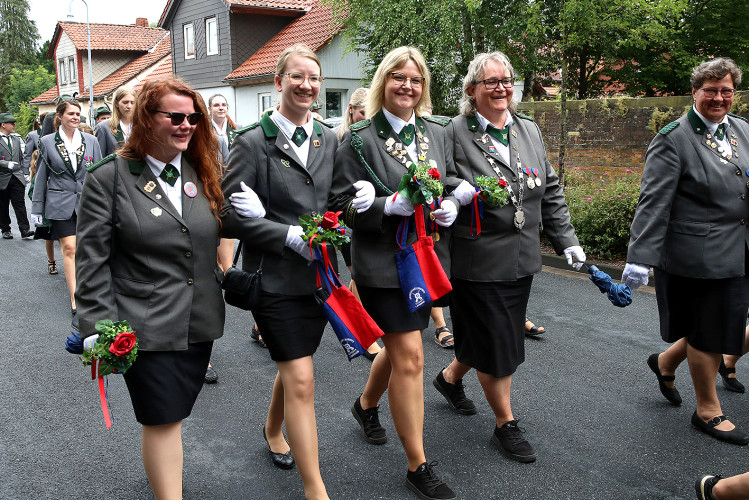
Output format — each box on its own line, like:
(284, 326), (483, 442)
(491, 419), (537, 463)
(21, 229), (34, 239)
(2, 231), (12, 239)
(361, 349), (377, 361)
(647, 353), (682, 405)
(433, 369), (476, 415)
(351, 395), (387, 444)
(250, 324), (267, 348)
(695, 475), (720, 500)
(405, 461), (456, 500)
(691, 411), (749, 445)
(262, 425), (294, 469)
(719, 359), (745, 393)
(204, 365), (218, 384)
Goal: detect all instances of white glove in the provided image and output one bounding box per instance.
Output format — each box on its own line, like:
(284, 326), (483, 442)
(431, 199), (457, 227)
(285, 225), (313, 261)
(229, 181), (266, 218)
(622, 262), (650, 289)
(83, 335), (99, 351)
(452, 180), (476, 206)
(31, 214), (43, 226)
(383, 192), (415, 217)
(351, 180), (375, 213)
(24, 174), (30, 183)
(7, 161), (15, 170)
(563, 245), (586, 270)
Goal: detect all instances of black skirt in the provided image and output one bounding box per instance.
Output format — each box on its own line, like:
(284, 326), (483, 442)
(450, 276), (533, 378)
(49, 212), (76, 239)
(252, 292), (327, 362)
(33, 224), (54, 241)
(357, 286), (431, 333)
(654, 266), (749, 356)
(123, 341), (213, 425)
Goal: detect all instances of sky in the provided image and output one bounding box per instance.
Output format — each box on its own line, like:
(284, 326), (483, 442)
(29, 0), (168, 45)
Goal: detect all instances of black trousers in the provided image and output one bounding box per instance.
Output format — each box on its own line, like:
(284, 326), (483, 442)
(0, 176), (30, 233)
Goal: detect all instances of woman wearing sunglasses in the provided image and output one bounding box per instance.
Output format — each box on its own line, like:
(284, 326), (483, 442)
(330, 46), (460, 500)
(75, 78), (226, 500)
(221, 44), (339, 500)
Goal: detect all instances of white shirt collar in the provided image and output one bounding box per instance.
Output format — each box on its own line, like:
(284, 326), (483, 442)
(145, 152), (182, 174)
(693, 106), (728, 134)
(212, 119), (227, 137)
(60, 128), (82, 154)
(382, 108), (416, 134)
(475, 111), (514, 132)
(271, 109), (314, 143)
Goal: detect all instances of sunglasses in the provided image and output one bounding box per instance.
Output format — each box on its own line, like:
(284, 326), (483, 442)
(153, 110), (204, 125)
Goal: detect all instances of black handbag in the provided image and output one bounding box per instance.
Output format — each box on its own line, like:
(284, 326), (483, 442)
(222, 241), (263, 310)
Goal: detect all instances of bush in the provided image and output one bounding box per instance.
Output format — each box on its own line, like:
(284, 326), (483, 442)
(562, 168), (641, 260)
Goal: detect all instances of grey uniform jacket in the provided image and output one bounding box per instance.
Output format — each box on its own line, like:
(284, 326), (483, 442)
(448, 114), (578, 281)
(0, 133), (26, 189)
(31, 132), (102, 219)
(23, 130), (39, 173)
(221, 111), (339, 295)
(329, 111), (460, 288)
(627, 109), (749, 279)
(75, 154), (225, 350)
(94, 119), (124, 157)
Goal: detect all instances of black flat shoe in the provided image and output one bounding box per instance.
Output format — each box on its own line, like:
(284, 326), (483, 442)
(362, 350), (377, 361)
(250, 324), (267, 348)
(262, 425), (294, 469)
(719, 359), (745, 393)
(647, 353), (681, 405)
(691, 412), (749, 445)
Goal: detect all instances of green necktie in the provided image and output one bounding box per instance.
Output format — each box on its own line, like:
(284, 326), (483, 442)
(292, 126), (307, 147)
(5, 136), (11, 154)
(398, 124), (415, 146)
(486, 124), (509, 146)
(715, 123), (726, 141)
(159, 163), (180, 186)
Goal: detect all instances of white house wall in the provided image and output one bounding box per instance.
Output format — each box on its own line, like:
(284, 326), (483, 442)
(195, 86), (239, 125)
(55, 33), (79, 97)
(235, 83), (276, 125)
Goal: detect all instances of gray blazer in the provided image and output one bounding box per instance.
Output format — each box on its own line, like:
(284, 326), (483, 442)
(23, 130), (39, 174)
(329, 111), (460, 288)
(0, 133), (25, 189)
(221, 111), (339, 295)
(94, 119), (124, 157)
(448, 114), (578, 281)
(627, 109), (749, 279)
(31, 132), (102, 219)
(75, 154), (225, 350)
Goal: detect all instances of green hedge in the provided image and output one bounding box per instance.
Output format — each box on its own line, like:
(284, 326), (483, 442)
(562, 168), (641, 260)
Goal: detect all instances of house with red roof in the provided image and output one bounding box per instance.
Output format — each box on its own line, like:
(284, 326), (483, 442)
(158, 0), (365, 124)
(30, 18), (172, 120)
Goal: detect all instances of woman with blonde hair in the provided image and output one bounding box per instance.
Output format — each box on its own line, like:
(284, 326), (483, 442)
(337, 87), (368, 141)
(95, 86), (136, 156)
(330, 46), (460, 500)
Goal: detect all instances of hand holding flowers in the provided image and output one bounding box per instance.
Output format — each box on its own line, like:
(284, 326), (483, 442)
(397, 160), (444, 206)
(299, 211), (351, 249)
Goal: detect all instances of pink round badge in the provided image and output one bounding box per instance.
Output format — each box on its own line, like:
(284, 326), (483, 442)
(183, 181), (198, 198)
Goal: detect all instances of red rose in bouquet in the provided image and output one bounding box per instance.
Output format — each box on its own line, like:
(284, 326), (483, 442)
(427, 167), (441, 180)
(498, 179), (507, 188)
(321, 211), (342, 230)
(109, 331), (137, 356)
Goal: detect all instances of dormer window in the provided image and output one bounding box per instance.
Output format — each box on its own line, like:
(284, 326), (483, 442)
(58, 59), (67, 84)
(68, 57), (76, 83)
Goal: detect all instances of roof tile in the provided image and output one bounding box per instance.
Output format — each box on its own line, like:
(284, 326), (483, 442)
(56, 22), (168, 52)
(89, 38), (172, 97)
(226, 0), (311, 10)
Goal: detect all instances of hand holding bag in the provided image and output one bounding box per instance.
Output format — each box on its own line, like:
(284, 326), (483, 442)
(395, 204), (452, 312)
(222, 241), (263, 310)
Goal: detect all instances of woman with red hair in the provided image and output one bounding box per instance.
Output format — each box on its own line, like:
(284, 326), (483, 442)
(75, 77), (225, 500)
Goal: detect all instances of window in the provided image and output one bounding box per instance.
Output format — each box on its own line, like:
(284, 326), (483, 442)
(205, 17), (218, 56)
(259, 93), (272, 119)
(68, 57), (76, 83)
(326, 91), (343, 118)
(183, 23), (195, 59)
(58, 59), (67, 84)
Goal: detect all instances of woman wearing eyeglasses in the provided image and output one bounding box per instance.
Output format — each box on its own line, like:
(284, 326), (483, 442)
(221, 44), (339, 500)
(75, 78), (226, 499)
(624, 57), (749, 445)
(330, 46), (460, 500)
(428, 51), (583, 464)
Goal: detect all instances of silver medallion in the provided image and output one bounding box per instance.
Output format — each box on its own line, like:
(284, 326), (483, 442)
(527, 177), (535, 189)
(513, 210), (525, 231)
(535, 177), (542, 187)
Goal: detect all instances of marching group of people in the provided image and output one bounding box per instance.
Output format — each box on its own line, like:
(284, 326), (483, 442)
(5, 41), (749, 500)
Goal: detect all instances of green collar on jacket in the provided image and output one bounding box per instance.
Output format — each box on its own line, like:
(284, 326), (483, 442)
(259, 110), (323, 138)
(371, 110), (426, 139)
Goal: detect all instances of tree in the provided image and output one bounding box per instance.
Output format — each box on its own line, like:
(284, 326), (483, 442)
(0, 0), (40, 106)
(5, 65), (55, 114)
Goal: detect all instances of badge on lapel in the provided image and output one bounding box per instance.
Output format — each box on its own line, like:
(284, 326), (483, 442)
(150, 207), (162, 217)
(313, 139), (320, 148)
(183, 181), (198, 198)
(144, 181), (156, 193)
(281, 159), (290, 168)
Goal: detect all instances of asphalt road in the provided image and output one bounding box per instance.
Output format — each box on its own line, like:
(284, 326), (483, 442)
(1, 201), (748, 500)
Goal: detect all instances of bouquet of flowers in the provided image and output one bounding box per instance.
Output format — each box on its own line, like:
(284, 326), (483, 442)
(66, 319), (138, 376)
(299, 211), (350, 248)
(398, 160), (444, 206)
(475, 175), (510, 208)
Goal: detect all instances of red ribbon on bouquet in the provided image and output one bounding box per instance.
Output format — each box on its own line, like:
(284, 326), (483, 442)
(91, 361), (112, 429)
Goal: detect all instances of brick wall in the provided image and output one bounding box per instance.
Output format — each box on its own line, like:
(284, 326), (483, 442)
(516, 91), (749, 178)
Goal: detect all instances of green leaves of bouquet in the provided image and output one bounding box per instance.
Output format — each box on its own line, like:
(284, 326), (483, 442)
(80, 319), (139, 376)
(299, 211), (350, 248)
(398, 160), (444, 206)
(475, 175), (510, 208)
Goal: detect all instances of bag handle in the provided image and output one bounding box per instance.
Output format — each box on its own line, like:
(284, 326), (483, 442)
(396, 204), (428, 251)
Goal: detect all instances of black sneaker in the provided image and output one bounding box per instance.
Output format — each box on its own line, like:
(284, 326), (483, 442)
(695, 475), (720, 500)
(491, 419), (537, 463)
(406, 461), (456, 500)
(433, 369), (477, 415)
(351, 395), (387, 444)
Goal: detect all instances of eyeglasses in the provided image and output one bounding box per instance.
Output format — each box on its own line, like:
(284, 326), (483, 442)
(282, 73), (324, 86)
(153, 110), (204, 125)
(389, 72), (425, 87)
(475, 78), (514, 90)
(700, 88), (735, 98)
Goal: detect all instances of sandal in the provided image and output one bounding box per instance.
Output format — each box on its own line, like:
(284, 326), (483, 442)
(434, 326), (454, 348)
(48, 260), (58, 275)
(524, 317), (545, 337)
(250, 324), (267, 348)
